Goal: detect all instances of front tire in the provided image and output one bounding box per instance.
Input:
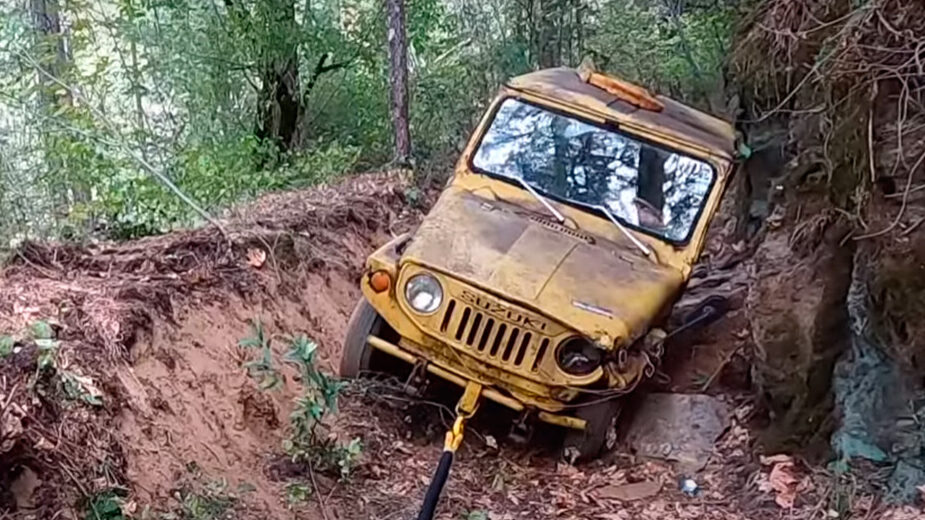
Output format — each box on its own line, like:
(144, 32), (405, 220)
(561, 398), (623, 463)
(340, 298), (388, 378)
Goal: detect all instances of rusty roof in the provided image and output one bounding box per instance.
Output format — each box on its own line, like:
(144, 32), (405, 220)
(507, 68), (736, 160)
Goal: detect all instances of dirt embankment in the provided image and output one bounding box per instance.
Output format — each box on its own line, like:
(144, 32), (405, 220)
(0, 172), (418, 518)
(0, 172), (920, 520)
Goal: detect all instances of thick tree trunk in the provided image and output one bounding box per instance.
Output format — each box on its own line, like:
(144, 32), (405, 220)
(256, 0), (301, 152)
(30, 0), (89, 216)
(257, 58), (301, 151)
(386, 0), (411, 165)
(30, 0), (70, 105)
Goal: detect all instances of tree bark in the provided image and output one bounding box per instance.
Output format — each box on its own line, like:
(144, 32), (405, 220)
(386, 0), (411, 165)
(255, 0), (301, 152)
(30, 0), (88, 214)
(257, 57), (301, 151)
(30, 0), (71, 106)
(537, 0), (557, 68)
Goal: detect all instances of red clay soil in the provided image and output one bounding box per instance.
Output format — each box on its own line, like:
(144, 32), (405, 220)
(0, 172), (918, 520)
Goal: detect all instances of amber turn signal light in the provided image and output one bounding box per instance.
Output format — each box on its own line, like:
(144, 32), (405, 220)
(369, 270), (391, 293)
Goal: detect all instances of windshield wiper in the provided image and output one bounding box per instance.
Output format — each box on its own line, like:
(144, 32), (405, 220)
(512, 177), (654, 261)
(593, 205), (655, 261)
(515, 177), (566, 224)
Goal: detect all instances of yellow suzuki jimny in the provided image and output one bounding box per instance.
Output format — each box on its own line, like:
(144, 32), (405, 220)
(341, 67), (736, 460)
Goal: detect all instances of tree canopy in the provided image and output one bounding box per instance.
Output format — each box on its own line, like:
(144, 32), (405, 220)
(0, 0), (736, 247)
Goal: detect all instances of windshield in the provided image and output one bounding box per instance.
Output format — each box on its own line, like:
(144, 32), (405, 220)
(471, 98), (716, 243)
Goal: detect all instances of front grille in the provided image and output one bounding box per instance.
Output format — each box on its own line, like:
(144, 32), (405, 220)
(439, 298), (552, 372)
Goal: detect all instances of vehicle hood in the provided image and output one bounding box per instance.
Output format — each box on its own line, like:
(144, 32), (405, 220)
(401, 188), (685, 346)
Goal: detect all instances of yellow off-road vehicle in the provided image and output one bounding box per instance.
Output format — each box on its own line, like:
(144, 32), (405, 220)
(341, 67), (736, 460)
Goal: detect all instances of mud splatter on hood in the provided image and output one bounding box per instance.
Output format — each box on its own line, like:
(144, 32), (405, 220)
(401, 188), (684, 346)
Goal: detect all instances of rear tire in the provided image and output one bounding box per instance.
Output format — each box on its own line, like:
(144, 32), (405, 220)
(561, 398), (623, 463)
(340, 298), (388, 378)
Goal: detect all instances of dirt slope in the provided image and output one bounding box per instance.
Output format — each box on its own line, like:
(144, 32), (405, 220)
(0, 171), (416, 518)
(0, 172), (919, 520)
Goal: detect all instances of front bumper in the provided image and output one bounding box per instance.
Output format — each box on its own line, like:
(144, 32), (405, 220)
(366, 333), (587, 431)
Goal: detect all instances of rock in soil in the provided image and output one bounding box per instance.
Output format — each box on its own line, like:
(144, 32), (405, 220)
(625, 393), (731, 474)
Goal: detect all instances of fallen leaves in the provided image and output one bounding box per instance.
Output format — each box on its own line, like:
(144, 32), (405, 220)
(757, 454), (807, 508)
(0, 400), (26, 454)
(246, 248), (267, 268)
(595, 480), (662, 501)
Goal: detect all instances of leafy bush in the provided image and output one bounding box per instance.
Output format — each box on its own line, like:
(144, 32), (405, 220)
(238, 320), (283, 391)
(85, 489), (128, 520)
(587, 0), (735, 111)
(238, 322), (362, 479)
(283, 334), (362, 479)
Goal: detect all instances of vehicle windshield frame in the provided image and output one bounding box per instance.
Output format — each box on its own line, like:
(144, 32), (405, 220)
(467, 95), (719, 246)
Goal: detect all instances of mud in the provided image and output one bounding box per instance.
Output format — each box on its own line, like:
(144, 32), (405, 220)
(118, 274), (357, 517)
(0, 172), (918, 520)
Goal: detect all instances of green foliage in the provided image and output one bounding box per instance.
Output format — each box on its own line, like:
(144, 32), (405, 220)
(11, 319), (104, 406)
(31, 320), (55, 340)
(167, 480), (236, 520)
(85, 490), (127, 520)
(60, 370), (104, 406)
(0, 335), (13, 358)
(284, 482), (311, 506)
(238, 320), (283, 391)
(464, 511), (489, 520)
(237, 323), (362, 479)
(330, 437), (363, 479)
(31, 320), (59, 373)
(586, 0), (736, 111)
(282, 334), (362, 478)
(0, 0), (738, 247)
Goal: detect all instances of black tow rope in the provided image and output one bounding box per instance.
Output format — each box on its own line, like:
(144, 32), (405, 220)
(416, 416), (465, 520)
(416, 382), (481, 520)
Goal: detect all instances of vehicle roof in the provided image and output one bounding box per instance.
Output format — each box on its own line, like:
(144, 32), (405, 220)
(506, 67), (736, 160)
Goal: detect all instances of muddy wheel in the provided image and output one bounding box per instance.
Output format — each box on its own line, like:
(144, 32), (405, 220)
(339, 298), (388, 378)
(561, 398), (623, 463)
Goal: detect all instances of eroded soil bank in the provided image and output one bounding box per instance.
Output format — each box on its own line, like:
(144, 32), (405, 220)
(0, 173), (920, 519)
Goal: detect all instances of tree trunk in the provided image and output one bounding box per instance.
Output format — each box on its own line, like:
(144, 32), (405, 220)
(638, 146), (666, 212)
(257, 57), (301, 151)
(537, 0), (557, 68)
(386, 0), (411, 165)
(255, 0), (301, 152)
(30, 0), (88, 217)
(30, 0), (70, 106)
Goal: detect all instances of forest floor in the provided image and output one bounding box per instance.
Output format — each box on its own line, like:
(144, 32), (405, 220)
(0, 173), (921, 520)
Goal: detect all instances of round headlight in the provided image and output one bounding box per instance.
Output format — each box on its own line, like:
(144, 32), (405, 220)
(405, 274), (443, 314)
(555, 337), (604, 375)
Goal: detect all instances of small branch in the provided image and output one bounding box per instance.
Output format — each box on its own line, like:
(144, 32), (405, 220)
(854, 149), (925, 241)
(14, 250), (59, 278)
(303, 53), (354, 101)
(700, 346), (742, 392)
(0, 382), (19, 416)
(307, 461), (331, 520)
(868, 82), (877, 183)
(901, 216), (925, 236)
